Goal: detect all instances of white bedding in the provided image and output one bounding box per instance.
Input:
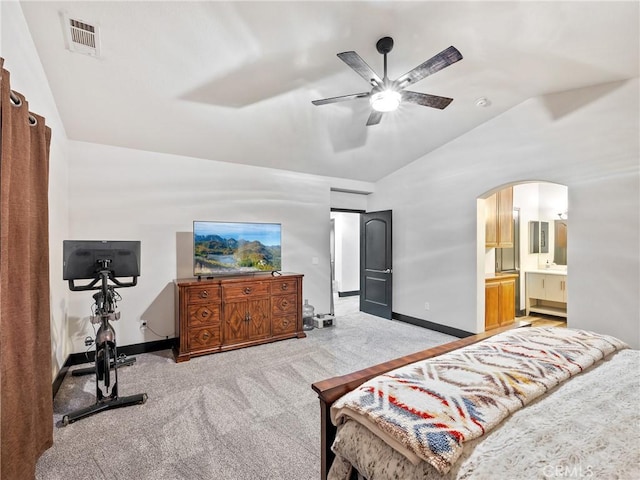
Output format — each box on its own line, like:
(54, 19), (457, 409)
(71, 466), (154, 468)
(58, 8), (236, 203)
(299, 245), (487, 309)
(329, 348), (640, 480)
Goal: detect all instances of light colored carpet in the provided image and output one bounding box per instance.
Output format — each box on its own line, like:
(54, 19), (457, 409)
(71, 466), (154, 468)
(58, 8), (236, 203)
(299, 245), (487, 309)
(36, 296), (456, 480)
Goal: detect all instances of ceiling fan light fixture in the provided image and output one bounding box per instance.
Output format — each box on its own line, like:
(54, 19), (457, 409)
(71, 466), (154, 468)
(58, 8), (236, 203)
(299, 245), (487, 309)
(370, 90), (401, 112)
(312, 38), (462, 125)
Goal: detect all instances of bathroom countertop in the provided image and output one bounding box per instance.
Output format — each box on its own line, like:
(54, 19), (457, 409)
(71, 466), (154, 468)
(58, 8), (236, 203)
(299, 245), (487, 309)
(485, 272), (520, 280)
(525, 269), (567, 275)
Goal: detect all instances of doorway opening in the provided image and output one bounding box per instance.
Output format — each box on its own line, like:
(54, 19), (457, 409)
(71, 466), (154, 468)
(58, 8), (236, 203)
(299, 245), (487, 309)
(330, 208), (393, 319)
(330, 210), (362, 298)
(330, 210), (363, 317)
(478, 182), (568, 332)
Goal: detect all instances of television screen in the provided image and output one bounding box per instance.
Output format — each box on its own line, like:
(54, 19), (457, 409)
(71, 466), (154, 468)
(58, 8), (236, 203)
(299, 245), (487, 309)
(63, 240), (141, 280)
(193, 221), (281, 277)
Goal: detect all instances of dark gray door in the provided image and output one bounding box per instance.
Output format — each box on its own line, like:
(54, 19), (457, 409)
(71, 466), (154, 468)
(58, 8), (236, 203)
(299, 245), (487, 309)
(360, 210), (392, 319)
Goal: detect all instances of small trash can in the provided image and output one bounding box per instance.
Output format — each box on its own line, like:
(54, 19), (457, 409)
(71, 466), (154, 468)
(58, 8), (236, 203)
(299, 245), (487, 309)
(302, 299), (315, 331)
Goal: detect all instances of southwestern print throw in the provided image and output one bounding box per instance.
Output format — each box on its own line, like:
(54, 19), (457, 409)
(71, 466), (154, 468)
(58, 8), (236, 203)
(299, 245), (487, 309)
(331, 327), (628, 473)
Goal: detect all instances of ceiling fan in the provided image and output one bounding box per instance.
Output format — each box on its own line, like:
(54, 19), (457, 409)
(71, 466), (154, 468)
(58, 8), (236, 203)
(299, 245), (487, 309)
(312, 37), (463, 126)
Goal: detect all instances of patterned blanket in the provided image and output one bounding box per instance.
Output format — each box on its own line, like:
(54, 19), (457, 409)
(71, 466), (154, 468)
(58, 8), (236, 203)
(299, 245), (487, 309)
(330, 327), (628, 474)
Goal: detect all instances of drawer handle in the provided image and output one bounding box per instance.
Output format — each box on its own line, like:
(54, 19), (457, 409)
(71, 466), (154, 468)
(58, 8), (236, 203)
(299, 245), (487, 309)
(201, 310), (209, 318)
(281, 283), (288, 290)
(199, 290), (209, 299)
(281, 300), (289, 307)
(243, 287), (252, 295)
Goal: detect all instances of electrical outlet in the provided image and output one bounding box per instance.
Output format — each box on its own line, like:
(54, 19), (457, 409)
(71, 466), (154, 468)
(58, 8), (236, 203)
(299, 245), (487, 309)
(424, 302), (430, 311)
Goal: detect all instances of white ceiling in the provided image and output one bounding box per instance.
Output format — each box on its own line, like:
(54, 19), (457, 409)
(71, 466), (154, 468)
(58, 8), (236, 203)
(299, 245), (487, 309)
(20, 1), (639, 182)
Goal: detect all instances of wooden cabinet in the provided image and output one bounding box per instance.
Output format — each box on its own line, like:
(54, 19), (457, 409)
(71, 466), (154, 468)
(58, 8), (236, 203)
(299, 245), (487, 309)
(485, 274), (517, 330)
(525, 272), (567, 318)
(486, 187), (514, 248)
(485, 281), (501, 330)
(222, 280), (271, 345)
(174, 273), (304, 362)
(222, 297), (271, 344)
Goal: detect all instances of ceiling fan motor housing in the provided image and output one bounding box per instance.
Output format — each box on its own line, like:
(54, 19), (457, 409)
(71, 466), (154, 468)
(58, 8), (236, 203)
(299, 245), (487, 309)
(376, 36), (394, 55)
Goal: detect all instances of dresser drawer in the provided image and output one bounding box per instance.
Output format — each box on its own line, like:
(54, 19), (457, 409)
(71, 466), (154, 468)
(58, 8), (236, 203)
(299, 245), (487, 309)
(222, 282), (270, 300)
(186, 285), (221, 304)
(272, 294), (297, 316)
(187, 304), (220, 328)
(272, 278), (298, 295)
(187, 326), (221, 350)
(272, 314), (297, 336)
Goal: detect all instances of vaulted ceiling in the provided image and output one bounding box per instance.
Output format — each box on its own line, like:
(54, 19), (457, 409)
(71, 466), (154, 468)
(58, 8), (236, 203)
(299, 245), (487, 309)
(21, 1), (639, 182)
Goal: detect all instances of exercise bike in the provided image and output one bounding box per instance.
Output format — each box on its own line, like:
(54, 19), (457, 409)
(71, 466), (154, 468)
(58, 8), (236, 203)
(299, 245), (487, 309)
(62, 241), (147, 426)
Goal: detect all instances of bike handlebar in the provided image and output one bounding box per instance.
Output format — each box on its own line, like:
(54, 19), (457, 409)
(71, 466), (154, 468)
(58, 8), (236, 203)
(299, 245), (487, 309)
(68, 272), (138, 292)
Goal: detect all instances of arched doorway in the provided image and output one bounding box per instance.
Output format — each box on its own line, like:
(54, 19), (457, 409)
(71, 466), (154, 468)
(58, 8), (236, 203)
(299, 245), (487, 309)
(477, 182), (568, 332)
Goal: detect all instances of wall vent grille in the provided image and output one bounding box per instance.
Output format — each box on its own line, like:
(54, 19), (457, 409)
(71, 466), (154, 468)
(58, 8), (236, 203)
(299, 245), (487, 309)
(70, 20), (96, 48)
(62, 13), (100, 57)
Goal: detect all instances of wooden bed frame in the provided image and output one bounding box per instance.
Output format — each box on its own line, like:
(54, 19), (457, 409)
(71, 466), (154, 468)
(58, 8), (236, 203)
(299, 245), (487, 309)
(311, 323), (523, 480)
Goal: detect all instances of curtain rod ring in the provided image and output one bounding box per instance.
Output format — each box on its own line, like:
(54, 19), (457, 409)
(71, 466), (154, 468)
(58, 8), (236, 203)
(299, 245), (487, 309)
(9, 90), (22, 107)
(9, 90), (37, 125)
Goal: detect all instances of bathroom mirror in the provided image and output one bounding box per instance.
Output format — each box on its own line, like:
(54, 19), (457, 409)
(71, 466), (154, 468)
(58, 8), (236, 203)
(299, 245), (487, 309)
(540, 221), (549, 253)
(529, 221), (549, 254)
(554, 219), (568, 265)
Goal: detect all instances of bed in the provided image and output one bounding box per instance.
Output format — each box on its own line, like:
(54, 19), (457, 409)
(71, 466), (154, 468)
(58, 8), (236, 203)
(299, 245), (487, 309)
(311, 325), (639, 480)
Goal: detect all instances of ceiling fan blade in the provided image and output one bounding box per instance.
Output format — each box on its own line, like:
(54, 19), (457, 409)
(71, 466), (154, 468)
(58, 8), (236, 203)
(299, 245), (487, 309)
(337, 51), (383, 87)
(395, 46), (463, 89)
(312, 92), (370, 106)
(366, 110), (383, 126)
(402, 91), (454, 109)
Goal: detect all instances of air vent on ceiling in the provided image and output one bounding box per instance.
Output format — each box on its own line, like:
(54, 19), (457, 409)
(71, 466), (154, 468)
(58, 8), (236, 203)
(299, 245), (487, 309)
(62, 13), (101, 57)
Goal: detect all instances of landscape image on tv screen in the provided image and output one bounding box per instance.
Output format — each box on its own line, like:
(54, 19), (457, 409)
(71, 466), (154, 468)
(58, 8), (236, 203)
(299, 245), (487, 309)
(193, 221), (282, 276)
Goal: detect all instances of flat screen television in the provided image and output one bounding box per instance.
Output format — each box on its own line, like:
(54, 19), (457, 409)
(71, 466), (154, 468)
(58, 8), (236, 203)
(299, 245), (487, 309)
(63, 240), (141, 280)
(193, 221), (281, 277)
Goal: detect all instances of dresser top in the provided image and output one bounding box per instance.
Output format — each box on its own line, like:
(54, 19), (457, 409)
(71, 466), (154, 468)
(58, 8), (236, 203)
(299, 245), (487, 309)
(175, 272), (303, 287)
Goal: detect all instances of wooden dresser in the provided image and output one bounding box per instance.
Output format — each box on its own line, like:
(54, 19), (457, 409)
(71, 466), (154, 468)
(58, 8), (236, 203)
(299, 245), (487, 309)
(174, 273), (305, 362)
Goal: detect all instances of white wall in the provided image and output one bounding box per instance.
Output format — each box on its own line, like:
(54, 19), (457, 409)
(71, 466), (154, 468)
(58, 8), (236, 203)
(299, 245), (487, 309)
(369, 79), (640, 348)
(330, 190), (369, 211)
(1, 0), (70, 377)
(66, 141), (341, 351)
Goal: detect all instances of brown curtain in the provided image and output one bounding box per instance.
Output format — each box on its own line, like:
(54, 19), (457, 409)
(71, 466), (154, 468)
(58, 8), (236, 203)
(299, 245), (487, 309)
(0, 58), (53, 480)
